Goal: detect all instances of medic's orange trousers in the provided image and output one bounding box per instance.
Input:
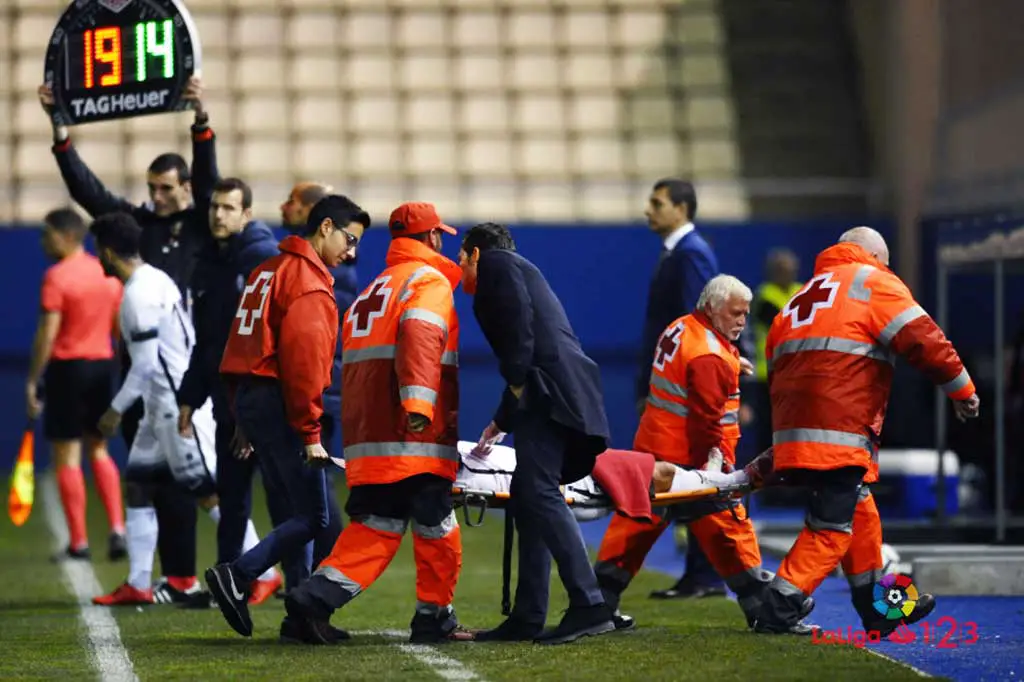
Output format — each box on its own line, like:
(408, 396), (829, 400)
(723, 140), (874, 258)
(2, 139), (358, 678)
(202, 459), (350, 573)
(594, 495), (768, 622)
(301, 473), (462, 615)
(758, 466), (885, 629)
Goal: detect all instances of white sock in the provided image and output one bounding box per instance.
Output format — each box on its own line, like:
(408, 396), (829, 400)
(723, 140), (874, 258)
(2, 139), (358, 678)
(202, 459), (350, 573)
(243, 520), (279, 582)
(206, 505), (221, 524)
(126, 507), (158, 590)
(669, 467), (749, 493)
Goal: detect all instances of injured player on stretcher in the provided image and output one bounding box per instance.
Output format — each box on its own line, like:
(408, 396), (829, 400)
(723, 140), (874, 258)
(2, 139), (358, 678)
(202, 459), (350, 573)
(453, 441), (773, 523)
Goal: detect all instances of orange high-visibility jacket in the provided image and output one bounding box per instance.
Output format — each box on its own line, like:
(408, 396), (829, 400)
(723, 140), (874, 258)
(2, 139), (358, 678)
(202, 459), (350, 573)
(633, 311), (742, 469)
(765, 242), (975, 481)
(341, 238), (462, 486)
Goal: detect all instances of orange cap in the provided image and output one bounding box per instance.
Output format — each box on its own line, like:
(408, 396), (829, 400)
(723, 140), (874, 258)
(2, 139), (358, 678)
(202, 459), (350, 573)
(388, 202), (457, 237)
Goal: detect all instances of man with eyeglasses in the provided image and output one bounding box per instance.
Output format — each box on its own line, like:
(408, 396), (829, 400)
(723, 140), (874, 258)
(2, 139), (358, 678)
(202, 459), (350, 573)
(207, 195), (369, 641)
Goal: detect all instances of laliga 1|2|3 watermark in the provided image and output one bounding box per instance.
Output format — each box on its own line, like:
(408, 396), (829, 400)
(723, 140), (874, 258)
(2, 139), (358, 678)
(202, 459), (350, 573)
(812, 573), (980, 649)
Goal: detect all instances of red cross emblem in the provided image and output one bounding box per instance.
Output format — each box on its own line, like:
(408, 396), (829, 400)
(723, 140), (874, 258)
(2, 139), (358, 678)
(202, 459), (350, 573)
(349, 276), (393, 337)
(235, 271), (274, 337)
(653, 321), (684, 370)
(783, 273), (839, 328)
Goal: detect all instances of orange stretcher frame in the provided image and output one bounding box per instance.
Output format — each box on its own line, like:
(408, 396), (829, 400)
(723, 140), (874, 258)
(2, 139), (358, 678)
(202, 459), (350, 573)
(450, 482), (750, 527)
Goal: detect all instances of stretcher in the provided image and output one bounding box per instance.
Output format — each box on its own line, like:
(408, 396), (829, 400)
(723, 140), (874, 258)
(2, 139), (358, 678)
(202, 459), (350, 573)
(450, 441), (751, 528)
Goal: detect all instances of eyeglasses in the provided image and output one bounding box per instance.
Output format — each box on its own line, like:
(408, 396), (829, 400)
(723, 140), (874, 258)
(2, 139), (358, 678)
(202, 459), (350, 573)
(341, 229), (359, 248)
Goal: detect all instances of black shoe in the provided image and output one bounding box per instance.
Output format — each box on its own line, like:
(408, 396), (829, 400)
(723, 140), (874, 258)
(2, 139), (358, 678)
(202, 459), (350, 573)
(473, 617), (544, 642)
(283, 592), (336, 645)
(753, 597), (819, 636)
(410, 606), (475, 644)
(280, 615), (350, 645)
(151, 578), (213, 609)
(205, 564), (254, 637)
(107, 533), (127, 561)
(612, 610), (635, 631)
(649, 576), (727, 600)
(534, 604), (616, 646)
(867, 593), (937, 639)
(52, 545), (91, 562)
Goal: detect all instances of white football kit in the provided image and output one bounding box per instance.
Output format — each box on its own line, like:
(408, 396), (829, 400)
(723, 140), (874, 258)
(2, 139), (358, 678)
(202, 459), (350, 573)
(111, 264), (217, 494)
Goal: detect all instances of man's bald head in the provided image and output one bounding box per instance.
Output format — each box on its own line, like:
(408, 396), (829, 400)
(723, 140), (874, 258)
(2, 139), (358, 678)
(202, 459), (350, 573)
(281, 181), (334, 229)
(838, 226), (890, 266)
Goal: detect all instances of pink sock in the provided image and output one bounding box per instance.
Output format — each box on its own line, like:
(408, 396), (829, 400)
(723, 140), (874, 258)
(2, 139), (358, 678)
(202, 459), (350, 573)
(91, 456), (125, 534)
(56, 465), (88, 550)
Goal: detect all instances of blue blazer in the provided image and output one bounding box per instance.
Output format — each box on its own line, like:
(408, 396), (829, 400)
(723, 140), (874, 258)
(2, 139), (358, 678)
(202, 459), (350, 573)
(472, 249), (611, 478)
(636, 229), (719, 400)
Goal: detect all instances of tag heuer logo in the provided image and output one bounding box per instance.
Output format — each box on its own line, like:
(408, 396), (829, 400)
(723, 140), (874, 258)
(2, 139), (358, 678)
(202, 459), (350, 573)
(98, 0), (133, 13)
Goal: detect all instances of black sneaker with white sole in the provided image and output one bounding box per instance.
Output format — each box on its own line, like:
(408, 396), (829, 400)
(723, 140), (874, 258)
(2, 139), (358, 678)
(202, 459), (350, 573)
(205, 564), (254, 637)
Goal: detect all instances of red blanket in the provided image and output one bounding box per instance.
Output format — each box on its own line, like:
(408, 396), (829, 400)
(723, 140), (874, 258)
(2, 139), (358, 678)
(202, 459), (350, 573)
(589, 449), (660, 523)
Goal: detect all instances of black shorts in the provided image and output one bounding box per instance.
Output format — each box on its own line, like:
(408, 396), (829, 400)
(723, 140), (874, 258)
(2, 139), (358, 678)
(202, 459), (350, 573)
(42, 359), (115, 441)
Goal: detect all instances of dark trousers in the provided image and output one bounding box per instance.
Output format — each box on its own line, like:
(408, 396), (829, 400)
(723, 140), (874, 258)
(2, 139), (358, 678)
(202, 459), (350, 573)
(213, 407), (310, 591)
(231, 381), (342, 585)
(508, 411), (604, 625)
(122, 399), (198, 579)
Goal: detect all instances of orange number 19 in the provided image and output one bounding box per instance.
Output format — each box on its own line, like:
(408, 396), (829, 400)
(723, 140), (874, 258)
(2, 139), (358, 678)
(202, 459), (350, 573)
(83, 27), (122, 88)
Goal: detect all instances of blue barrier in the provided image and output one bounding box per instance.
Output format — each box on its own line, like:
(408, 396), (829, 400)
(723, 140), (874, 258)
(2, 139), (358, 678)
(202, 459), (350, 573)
(0, 218), (901, 473)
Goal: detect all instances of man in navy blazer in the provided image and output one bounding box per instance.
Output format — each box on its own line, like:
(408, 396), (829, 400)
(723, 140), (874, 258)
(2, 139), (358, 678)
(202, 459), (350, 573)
(460, 222), (616, 646)
(637, 178), (728, 600)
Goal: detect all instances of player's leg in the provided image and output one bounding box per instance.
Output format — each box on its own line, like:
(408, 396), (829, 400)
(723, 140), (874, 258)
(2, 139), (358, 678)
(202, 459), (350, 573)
(754, 466), (866, 634)
(93, 419), (161, 606)
(285, 481), (409, 645)
(43, 360), (90, 560)
(81, 358), (126, 560)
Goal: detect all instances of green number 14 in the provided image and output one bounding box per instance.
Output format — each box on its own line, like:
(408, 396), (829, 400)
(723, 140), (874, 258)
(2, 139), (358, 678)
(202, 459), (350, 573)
(135, 20), (174, 82)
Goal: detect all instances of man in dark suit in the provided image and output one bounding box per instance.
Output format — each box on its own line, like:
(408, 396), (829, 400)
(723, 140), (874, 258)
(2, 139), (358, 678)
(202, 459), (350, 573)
(638, 178), (727, 600)
(460, 222), (616, 646)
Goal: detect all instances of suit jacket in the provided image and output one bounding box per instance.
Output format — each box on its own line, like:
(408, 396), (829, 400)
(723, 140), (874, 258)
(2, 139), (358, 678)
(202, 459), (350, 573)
(473, 249), (610, 476)
(636, 229), (719, 400)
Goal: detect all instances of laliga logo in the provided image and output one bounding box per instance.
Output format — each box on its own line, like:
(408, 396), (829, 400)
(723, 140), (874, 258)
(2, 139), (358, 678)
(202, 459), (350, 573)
(873, 573), (918, 620)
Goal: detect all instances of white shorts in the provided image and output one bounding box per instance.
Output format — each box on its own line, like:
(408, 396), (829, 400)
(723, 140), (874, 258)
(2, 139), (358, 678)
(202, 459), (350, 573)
(128, 393), (217, 496)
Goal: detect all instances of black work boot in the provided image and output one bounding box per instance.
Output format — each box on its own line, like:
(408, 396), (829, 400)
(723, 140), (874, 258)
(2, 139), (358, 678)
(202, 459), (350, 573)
(534, 603), (615, 645)
(409, 604), (474, 643)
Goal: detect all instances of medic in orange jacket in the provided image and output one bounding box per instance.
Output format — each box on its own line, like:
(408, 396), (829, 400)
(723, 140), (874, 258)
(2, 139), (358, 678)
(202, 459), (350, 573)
(595, 274), (773, 630)
(754, 227), (979, 636)
(283, 202), (471, 646)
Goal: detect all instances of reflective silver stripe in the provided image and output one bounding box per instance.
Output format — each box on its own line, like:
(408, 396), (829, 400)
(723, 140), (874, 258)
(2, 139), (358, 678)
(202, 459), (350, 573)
(343, 344), (458, 367)
(941, 368), (971, 396)
(728, 391), (741, 399)
(594, 560), (633, 586)
(847, 568), (883, 589)
(345, 441), (460, 462)
(858, 485), (871, 502)
(398, 265), (444, 303)
(724, 565), (771, 592)
(770, 574), (806, 599)
(773, 428), (873, 453)
(400, 385), (438, 405)
(720, 409), (739, 425)
(806, 511), (853, 534)
(343, 345), (395, 364)
(878, 305), (926, 345)
(705, 328), (721, 354)
(412, 511), (458, 540)
(847, 265), (875, 302)
(361, 514), (409, 535)
(647, 394), (688, 418)
(313, 565), (364, 596)
(772, 336), (894, 364)
(415, 601), (453, 615)
(651, 374), (687, 399)
(400, 307), (448, 333)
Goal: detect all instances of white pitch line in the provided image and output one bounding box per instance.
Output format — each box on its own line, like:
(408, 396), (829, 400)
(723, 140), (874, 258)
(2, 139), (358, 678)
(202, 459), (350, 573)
(865, 648), (934, 678)
(42, 474), (138, 682)
(357, 629), (485, 681)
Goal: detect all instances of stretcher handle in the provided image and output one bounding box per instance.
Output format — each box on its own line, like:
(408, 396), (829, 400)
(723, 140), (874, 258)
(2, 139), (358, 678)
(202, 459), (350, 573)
(462, 493), (488, 528)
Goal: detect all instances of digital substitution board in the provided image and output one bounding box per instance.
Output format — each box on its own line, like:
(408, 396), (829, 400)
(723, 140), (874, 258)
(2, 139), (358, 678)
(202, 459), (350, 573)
(44, 0), (202, 126)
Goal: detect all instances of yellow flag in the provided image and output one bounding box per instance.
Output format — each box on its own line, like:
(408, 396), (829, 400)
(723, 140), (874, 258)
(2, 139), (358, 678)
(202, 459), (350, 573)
(8, 426), (35, 527)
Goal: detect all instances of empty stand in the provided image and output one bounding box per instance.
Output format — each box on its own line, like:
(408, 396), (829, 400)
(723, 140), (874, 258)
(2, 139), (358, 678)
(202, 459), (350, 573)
(1, 0), (752, 223)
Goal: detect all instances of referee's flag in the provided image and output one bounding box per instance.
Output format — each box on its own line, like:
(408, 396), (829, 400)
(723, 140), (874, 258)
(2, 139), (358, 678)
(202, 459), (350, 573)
(8, 421), (35, 527)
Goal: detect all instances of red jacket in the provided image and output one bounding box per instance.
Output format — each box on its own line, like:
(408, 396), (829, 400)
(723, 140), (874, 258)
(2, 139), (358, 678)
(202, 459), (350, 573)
(220, 236), (338, 445)
(766, 243), (975, 480)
